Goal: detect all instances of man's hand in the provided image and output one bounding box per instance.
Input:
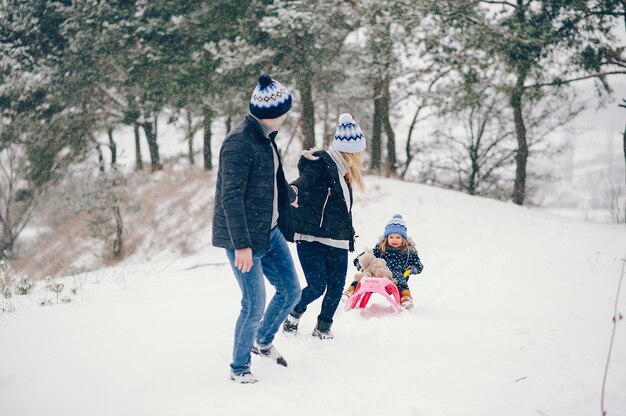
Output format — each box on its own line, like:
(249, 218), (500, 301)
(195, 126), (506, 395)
(234, 247), (253, 273)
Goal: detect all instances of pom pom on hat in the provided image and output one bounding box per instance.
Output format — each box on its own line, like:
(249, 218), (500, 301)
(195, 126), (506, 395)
(249, 74), (292, 119)
(338, 113), (354, 124)
(258, 74), (273, 89)
(333, 113), (366, 153)
(384, 214), (408, 239)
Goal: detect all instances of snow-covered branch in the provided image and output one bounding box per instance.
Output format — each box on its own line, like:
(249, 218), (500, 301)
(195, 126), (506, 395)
(525, 71), (626, 89)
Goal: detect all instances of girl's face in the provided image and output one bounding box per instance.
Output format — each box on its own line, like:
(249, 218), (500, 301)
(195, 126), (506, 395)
(387, 234), (404, 248)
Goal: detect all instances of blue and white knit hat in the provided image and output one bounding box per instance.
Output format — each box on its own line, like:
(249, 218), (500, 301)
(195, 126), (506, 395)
(333, 113), (366, 153)
(249, 74), (292, 119)
(384, 214), (408, 239)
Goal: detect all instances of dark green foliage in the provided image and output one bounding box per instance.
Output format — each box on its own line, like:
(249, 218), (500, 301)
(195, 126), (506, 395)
(0, 0), (624, 256)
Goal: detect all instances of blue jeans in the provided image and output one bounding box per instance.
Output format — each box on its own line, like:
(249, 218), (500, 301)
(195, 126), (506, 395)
(226, 227), (301, 374)
(293, 241), (348, 324)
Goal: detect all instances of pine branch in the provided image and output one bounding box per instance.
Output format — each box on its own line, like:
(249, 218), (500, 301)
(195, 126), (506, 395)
(604, 59), (626, 70)
(478, 1), (517, 7)
(525, 71), (626, 89)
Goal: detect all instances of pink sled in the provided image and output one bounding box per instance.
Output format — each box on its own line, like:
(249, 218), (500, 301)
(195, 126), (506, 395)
(344, 277), (404, 313)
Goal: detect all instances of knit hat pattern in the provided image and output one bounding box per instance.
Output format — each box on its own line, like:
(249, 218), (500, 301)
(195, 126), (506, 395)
(333, 113), (366, 153)
(384, 214), (408, 239)
(249, 74), (292, 119)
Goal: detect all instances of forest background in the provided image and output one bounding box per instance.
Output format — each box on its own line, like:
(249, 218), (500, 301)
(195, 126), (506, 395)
(1, 0), (625, 277)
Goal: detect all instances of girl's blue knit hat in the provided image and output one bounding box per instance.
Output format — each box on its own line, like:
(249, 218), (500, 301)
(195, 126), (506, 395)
(384, 214), (407, 239)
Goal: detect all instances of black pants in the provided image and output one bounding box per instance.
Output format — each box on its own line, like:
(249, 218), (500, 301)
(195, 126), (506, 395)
(293, 241), (348, 323)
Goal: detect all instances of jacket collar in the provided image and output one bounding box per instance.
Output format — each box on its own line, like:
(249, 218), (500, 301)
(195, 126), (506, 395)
(245, 113), (276, 140)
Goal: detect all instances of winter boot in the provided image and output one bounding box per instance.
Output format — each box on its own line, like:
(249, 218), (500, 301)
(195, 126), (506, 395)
(282, 310), (303, 334)
(251, 342), (288, 367)
(230, 370), (258, 384)
(401, 289), (414, 310)
(312, 319), (334, 340)
(341, 285), (356, 303)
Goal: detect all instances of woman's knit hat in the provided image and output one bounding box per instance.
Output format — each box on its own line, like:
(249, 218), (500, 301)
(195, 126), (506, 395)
(333, 113), (366, 153)
(249, 74), (292, 119)
(384, 214), (408, 239)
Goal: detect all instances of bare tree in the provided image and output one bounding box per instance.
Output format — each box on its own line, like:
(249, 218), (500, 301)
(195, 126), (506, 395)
(432, 0), (626, 204)
(432, 87), (517, 197)
(172, 109), (203, 167)
(401, 70), (451, 178)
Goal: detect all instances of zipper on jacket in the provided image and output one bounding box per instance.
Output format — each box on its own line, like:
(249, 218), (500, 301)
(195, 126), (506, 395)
(319, 187), (331, 227)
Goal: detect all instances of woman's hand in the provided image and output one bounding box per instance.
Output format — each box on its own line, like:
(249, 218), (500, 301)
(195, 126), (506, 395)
(290, 185), (299, 207)
(234, 247), (253, 273)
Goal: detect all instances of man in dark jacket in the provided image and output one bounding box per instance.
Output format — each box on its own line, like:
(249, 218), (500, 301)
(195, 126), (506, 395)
(212, 74), (301, 384)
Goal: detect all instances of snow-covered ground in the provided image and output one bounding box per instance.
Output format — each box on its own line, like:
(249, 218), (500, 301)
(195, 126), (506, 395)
(2, 175), (625, 416)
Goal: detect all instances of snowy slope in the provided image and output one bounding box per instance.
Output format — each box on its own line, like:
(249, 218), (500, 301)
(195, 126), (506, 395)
(1, 175), (625, 416)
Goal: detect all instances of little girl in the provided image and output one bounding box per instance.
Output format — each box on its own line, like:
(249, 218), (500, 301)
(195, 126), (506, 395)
(343, 214), (424, 309)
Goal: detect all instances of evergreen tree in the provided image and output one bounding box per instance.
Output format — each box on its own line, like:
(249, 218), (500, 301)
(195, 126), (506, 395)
(0, 1), (94, 256)
(253, 0), (359, 149)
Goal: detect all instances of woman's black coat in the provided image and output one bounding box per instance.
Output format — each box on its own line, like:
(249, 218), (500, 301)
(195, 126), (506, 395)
(290, 150), (355, 251)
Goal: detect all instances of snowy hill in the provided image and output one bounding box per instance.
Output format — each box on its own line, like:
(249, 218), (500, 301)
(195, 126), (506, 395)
(1, 174), (625, 416)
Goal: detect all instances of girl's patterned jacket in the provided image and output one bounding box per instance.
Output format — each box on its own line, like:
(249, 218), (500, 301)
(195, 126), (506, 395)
(354, 240), (424, 282)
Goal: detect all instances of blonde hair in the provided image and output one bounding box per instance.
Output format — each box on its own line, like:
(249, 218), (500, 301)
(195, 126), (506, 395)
(341, 152), (365, 192)
(379, 235), (415, 254)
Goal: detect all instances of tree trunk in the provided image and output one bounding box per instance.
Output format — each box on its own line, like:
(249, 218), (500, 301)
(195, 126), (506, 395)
(0, 167), (13, 258)
(623, 123), (626, 223)
(153, 113), (159, 141)
(469, 147), (479, 195)
(107, 128), (117, 167)
(203, 107), (213, 171)
(187, 111), (195, 166)
(510, 87), (528, 205)
(110, 171), (124, 258)
(510, 64), (529, 205)
(402, 107), (421, 179)
(371, 79), (384, 173)
(133, 122), (143, 171)
(1, 196), (14, 258)
(322, 99), (331, 147)
(141, 120), (162, 172)
(226, 115), (232, 135)
(382, 79), (397, 177)
(510, 4), (530, 205)
(112, 202), (123, 258)
(298, 71), (316, 150)
(96, 144), (105, 174)
(0, 238), (13, 260)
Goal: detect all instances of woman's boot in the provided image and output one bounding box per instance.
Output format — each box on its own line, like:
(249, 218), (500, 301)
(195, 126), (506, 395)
(283, 310), (303, 334)
(312, 318), (334, 340)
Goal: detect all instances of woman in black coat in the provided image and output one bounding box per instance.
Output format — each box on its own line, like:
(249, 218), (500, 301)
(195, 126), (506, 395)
(283, 113), (366, 339)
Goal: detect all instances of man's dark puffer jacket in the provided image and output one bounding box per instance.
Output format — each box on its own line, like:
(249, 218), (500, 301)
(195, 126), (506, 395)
(290, 150), (355, 251)
(212, 114), (292, 252)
